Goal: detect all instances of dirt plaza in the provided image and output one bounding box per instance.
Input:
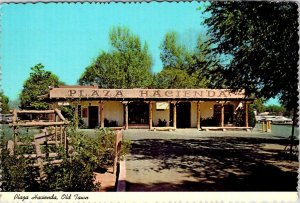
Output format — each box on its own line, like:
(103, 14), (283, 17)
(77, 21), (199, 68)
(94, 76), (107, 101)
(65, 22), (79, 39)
(124, 125), (298, 191)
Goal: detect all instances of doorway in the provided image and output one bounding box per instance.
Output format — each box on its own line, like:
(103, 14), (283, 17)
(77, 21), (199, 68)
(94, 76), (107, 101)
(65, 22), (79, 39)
(214, 104), (234, 126)
(128, 102), (149, 125)
(88, 106), (99, 128)
(176, 102), (191, 128)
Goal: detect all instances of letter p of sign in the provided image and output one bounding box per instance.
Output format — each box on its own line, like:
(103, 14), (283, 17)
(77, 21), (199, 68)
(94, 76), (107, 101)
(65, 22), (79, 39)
(69, 90), (76, 97)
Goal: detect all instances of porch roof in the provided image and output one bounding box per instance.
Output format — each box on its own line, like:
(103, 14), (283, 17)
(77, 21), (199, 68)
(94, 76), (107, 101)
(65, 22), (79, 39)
(45, 86), (255, 102)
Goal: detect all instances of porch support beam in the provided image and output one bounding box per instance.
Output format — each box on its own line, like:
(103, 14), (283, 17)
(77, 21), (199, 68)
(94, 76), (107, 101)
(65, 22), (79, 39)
(197, 101), (201, 130)
(245, 101), (249, 128)
(99, 101), (104, 128)
(221, 102), (224, 127)
(74, 104), (79, 130)
(149, 101), (153, 130)
(173, 102), (177, 129)
(125, 103), (128, 130)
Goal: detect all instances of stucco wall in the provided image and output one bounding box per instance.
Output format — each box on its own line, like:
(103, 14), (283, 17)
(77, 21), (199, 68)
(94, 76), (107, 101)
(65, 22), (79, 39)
(200, 102), (215, 119)
(79, 101), (100, 127)
(153, 102), (170, 127)
(104, 101), (124, 127)
(190, 102), (197, 128)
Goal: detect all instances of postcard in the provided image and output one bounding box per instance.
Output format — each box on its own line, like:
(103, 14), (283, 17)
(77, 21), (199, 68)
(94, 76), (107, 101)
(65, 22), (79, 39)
(0, 1), (298, 202)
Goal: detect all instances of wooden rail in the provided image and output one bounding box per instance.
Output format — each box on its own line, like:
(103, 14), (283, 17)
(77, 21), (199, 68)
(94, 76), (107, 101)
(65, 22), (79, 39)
(10, 121), (68, 127)
(8, 108), (69, 179)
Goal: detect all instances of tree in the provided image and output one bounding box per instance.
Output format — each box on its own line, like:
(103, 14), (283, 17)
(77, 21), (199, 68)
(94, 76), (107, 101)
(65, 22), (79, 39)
(154, 68), (196, 89)
(157, 32), (214, 88)
(160, 32), (186, 70)
(203, 1), (298, 111)
(0, 92), (10, 114)
(265, 104), (286, 115)
(20, 64), (64, 110)
(252, 98), (266, 114)
(203, 2), (298, 157)
(79, 27), (153, 88)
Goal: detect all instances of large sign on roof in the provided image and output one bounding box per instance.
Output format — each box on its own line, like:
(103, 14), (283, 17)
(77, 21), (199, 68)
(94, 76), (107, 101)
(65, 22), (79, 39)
(49, 87), (248, 100)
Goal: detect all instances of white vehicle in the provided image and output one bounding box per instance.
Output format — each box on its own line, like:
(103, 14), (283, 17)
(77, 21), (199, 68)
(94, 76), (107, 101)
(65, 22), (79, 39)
(271, 116), (293, 124)
(256, 115), (276, 123)
(1, 114), (13, 123)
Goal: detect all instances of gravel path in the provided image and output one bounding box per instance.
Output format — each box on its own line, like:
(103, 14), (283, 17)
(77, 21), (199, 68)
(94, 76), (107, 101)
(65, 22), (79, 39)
(123, 126), (298, 191)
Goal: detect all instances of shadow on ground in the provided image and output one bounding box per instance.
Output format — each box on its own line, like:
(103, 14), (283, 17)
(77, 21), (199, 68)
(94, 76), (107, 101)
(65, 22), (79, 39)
(126, 137), (298, 191)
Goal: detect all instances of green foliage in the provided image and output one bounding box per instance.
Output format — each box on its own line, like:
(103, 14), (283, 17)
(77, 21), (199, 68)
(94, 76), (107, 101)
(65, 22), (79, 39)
(68, 128), (130, 169)
(234, 106), (256, 127)
(79, 26), (153, 88)
(0, 134), (40, 191)
(8, 99), (20, 110)
(248, 105), (256, 128)
(252, 99), (266, 113)
(0, 92), (10, 114)
(1, 127), (130, 191)
(40, 157), (98, 191)
(154, 68), (197, 88)
(20, 64), (65, 110)
(204, 2), (298, 110)
(265, 104), (286, 114)
(157, 32), (215, 88)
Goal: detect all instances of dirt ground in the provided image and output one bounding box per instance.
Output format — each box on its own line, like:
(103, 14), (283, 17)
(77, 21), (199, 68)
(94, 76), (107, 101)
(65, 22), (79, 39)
(124, 128), (298, 191)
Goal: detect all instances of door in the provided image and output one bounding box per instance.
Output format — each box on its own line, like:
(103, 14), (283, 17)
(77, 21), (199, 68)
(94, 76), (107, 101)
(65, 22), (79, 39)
(88, 106), (99, 128)
(214, 104), (234, 126)
(128, 102), (149, 124)
(176, 102), (191, 128)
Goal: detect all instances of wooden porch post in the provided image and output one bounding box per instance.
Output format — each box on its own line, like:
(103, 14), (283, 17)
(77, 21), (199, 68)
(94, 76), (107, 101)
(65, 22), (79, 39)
(245, 102), (249, 128)
(197, 101), (201, 130)
(74, 104), (79, 130)
(100, 101), (104, 128)
(125, 103), (129, 130)
(173, 102), (177, 129)
(221, 103), (224, 127)
(149, 101), (153, 130)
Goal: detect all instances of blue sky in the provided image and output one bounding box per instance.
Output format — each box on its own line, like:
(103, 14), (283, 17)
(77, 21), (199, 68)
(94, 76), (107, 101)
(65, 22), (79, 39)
(1, 2), (279, 105)
(2, 2), (210, 100)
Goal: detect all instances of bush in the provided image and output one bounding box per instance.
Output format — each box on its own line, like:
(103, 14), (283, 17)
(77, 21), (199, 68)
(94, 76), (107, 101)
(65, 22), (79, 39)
(68, 128), (130, 170)
(201, 117), (219, 126)
(234, 105), (256, 128)
(1, 127), (130, 191)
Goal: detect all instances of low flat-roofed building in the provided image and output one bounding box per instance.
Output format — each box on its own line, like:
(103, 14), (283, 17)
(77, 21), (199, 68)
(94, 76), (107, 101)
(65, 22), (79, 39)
(44, 86), (255, 131)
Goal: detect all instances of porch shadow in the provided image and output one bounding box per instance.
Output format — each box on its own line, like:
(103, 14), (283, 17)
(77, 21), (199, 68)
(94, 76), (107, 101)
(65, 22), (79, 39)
(126, 137), (298, 191)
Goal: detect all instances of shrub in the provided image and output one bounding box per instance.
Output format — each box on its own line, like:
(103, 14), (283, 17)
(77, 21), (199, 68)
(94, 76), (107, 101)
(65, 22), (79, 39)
(201, 117), (219, 126)
(1, 127), (130, 191)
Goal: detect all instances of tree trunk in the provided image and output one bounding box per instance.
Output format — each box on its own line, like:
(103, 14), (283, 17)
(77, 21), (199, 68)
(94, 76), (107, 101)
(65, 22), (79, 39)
(289, 107), (297, 156)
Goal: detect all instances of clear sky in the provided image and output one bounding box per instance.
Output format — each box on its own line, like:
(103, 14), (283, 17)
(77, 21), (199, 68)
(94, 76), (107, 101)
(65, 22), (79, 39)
(1, 2), (279, 105)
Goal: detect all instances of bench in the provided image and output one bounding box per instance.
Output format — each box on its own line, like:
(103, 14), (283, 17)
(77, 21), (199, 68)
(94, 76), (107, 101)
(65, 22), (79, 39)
(150, 127), (176, 131)
(201, 127), (252, 132)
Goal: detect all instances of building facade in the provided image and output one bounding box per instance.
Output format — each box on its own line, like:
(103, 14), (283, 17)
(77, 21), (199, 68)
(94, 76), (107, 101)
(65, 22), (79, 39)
(46, 86), (254, 130)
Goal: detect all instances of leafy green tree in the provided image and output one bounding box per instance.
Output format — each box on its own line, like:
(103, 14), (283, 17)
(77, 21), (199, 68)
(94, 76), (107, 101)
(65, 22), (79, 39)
(154, 68), (196, 89)
(265, 104), (286, 115)
(8, 99), (20, 110)
(79, 27), (153, 88)
(252, 99), (266, 114)
(160, 32), (186, 70)
(203, 2), (298, 156)
(203, 1), (298, 111)
(20, 64), (64, 110)
(158, 32), (214, 88)
(0, 92), (10, 114)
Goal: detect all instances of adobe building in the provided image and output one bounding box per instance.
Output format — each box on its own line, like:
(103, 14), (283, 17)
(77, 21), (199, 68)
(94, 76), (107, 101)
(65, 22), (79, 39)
(45, 86), (254, 131)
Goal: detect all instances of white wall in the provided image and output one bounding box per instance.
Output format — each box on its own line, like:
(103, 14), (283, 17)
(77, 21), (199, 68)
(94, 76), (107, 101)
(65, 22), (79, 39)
(79, 101), (99, 127)
(190, 102), (197, 128)
(103, 101), (124, 127)
(152, 102), (170, 127)
(200, 102), (215, 119)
